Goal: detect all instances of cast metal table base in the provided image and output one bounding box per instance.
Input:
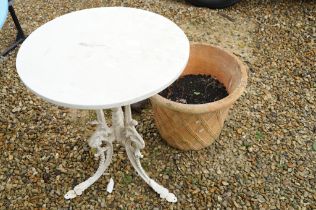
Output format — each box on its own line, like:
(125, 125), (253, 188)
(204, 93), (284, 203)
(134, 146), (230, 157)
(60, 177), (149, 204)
(64, 105), (177, 203)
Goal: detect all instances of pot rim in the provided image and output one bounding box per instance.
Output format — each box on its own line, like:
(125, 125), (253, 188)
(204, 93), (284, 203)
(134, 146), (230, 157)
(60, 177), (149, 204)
(150, 43), (248, 114)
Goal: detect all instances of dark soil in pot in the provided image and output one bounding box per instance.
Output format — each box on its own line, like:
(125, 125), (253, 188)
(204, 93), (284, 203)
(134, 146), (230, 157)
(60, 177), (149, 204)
(159, 74), (228, 104)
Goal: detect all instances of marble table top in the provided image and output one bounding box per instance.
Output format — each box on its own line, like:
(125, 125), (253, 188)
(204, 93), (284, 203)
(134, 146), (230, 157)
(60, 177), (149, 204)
(16, 7), (190, 109)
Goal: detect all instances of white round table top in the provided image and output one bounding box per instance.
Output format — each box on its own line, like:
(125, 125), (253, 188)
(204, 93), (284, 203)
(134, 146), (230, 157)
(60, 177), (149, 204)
(16, 7), (189, 109)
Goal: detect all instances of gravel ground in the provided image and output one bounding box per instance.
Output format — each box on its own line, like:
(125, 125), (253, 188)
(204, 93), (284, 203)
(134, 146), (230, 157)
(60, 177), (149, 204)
(0, 0), (315, 209)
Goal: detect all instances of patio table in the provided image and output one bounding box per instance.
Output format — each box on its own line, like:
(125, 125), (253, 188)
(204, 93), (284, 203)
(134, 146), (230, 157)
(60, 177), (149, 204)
(16, 7), (189, 203)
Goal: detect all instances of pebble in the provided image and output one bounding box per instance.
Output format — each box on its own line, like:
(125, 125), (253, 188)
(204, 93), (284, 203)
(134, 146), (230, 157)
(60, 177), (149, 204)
(257, 195), (266, 203)
(222, 181), (229, 186)
(8, 154), (13, 160)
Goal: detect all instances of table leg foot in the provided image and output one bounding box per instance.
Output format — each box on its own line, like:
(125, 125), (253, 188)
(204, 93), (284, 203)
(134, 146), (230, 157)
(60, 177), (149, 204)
(123, 105), (177, 203)
(65, 110), (114, 200)
(125, 146), (177, 203)
(65, 144), (113, 199)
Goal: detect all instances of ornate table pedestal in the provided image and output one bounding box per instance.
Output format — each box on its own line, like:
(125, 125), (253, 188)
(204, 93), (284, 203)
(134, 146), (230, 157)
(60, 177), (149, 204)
(64, 105), (177, 203)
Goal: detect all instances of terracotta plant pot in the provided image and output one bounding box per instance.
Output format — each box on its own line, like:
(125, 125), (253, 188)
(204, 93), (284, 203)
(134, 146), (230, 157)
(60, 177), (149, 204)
(150, 43), (248, 151)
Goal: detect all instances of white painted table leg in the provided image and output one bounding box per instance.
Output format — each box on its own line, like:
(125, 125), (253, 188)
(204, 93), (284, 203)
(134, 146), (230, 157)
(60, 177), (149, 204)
(122, 105), (177, 203)
(64, 107), (177, 203)
(64, 110), (114, 199)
